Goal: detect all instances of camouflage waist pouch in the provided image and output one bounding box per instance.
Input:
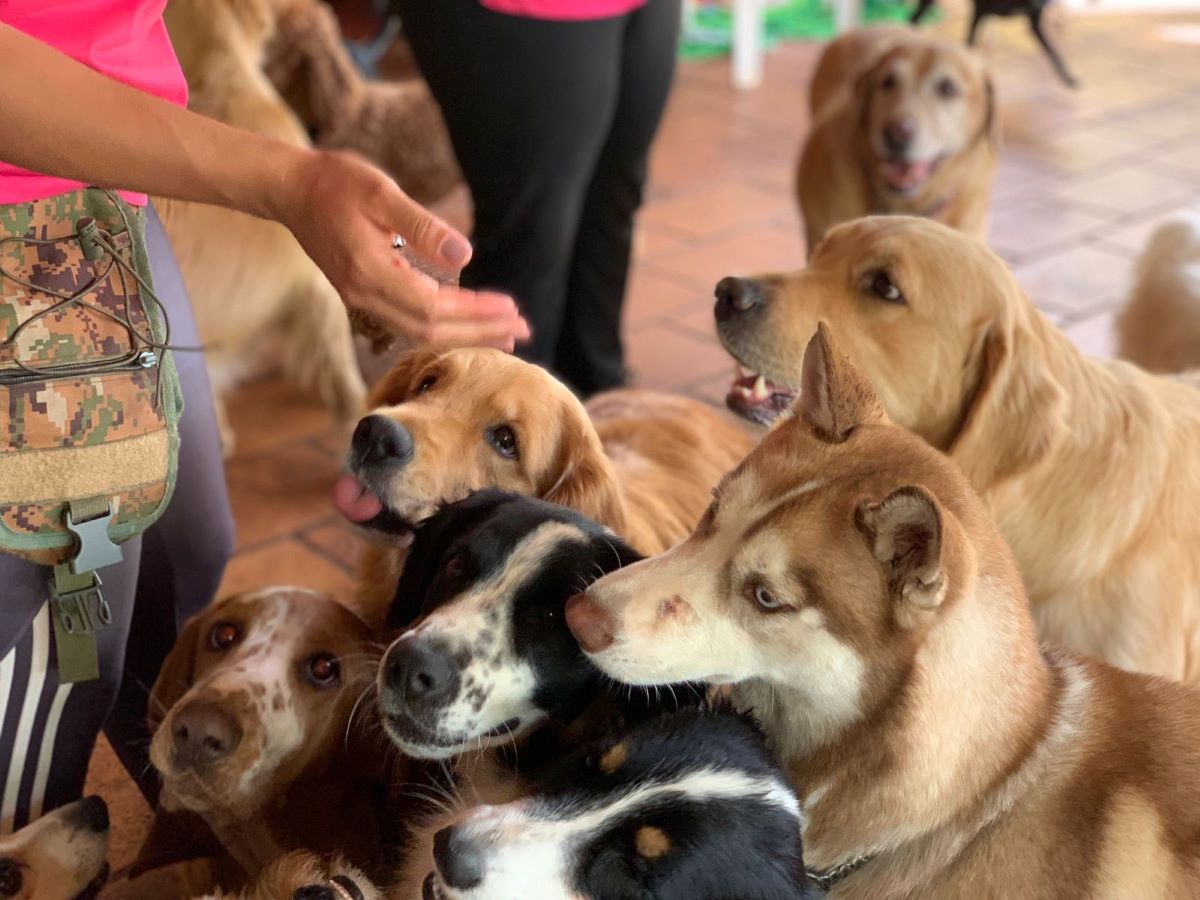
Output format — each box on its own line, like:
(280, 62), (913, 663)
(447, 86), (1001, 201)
(1, 190), (182, 676)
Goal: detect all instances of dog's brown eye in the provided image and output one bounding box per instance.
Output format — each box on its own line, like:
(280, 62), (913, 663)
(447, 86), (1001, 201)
(417, 374), (438, 394)
(0, 859), (22, 896)
(306, 654), (340, 688)
(210, 622), (241, 651)
(751, 584), (786, 612)
(936, 77), (960, 99)
(488, 424), (519, 459)
(881, 72), (898, 91)
(865, 269), (904, 305)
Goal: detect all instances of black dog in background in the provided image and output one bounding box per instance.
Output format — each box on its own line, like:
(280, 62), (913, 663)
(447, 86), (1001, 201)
(911, 0), (1078, 88)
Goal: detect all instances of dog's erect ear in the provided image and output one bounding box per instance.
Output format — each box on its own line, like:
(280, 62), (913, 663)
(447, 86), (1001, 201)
(543, 412), (629, 537)
(855, 486), (947, 622)
(147, 613), (203, 734)
(367, 347), (441, 407)
(796, 322), (889, 441)
(949, 315), (1065, 492)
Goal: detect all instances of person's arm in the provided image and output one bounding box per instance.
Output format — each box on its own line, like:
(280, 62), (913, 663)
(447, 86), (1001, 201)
(0, 23), (529, 349)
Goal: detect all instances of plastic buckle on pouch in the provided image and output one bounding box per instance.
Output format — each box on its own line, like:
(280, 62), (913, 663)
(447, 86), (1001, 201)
(48, 499), (122, 683)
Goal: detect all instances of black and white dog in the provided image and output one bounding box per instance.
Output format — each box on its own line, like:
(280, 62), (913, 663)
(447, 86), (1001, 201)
(424, 705), (822, 900)
(377, 488), (680, 763)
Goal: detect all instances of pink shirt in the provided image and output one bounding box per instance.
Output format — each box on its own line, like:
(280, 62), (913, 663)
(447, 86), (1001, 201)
(0, 0), (188, 205)
(481, 0), (646, 20)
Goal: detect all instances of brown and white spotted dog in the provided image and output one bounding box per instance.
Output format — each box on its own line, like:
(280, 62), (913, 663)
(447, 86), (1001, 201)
(0, 797), (109, 900)
(568, 326), (1200, 898)
(146, 588), (393, 879)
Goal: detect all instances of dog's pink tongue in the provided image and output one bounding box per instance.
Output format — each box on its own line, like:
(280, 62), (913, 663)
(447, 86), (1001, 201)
(333, 474), (384, 523)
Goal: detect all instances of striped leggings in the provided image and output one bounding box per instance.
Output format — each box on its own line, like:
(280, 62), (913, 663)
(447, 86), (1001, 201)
(0, 206), (234, 833)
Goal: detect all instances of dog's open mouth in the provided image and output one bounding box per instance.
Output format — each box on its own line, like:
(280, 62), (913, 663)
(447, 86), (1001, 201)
(74, 862), (110, 900)
(333, 474), (417, 544)
(877, 156), (942, 195)
(726, 366), (796, 426)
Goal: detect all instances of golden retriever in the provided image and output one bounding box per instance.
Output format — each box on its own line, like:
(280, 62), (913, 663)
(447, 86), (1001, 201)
(158, 0), (366, 453)
(1117, 211), (1200, 375)
(798, 27), (997, 252)
(0, 797), (109, 900)
(715, 216), (1200, 685)
(569, 326), (1200, 898)
(333, 348), (755, 626)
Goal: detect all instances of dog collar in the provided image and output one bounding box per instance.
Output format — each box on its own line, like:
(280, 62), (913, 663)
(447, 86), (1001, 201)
(805, 853), (874, 890)
(328, 875), (365, 900)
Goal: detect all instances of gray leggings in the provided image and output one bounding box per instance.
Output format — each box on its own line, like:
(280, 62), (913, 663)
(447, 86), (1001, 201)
(0, 205), (234, 833)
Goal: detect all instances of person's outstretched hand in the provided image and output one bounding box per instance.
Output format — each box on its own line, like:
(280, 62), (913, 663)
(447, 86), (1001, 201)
(274, 149), (529, 351)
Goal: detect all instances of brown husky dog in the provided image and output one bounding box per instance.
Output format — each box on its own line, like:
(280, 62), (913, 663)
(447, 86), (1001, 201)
(567, 325), (1200, 898)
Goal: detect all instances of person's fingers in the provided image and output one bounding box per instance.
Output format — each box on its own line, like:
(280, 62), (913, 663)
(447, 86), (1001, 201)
(434, 287), (526, 326)
(424, 315), (531, 351)
(388, 188), (473, 272)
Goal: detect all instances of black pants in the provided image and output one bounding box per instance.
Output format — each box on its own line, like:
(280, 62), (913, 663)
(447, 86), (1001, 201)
(398, 0), (681, 396)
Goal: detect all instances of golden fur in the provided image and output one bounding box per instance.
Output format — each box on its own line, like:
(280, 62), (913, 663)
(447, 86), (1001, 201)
(716, 215), (1200, 684)
(159, 0), (365, 454)
(353, 349), (755, 626)
(797, 27), (997, 252)
(576, 325), (1200, 898)
(145, 588), (392, 879)
(197, 852), (384, 900)
(0, 799), (109, 900)
(1117, 211), (1200, 375)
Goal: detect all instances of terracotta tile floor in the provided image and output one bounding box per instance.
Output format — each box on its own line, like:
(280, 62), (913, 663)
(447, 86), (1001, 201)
(94, 9), (1200, 895)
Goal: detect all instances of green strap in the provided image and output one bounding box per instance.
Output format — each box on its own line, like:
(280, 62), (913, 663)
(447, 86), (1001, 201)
(49, 565), (107, 684)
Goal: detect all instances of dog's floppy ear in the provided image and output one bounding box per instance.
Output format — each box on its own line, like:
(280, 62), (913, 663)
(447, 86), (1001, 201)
(367, 347), (441, 407)
(948, 312), (1065, 493)
(795, 322), (890, 441)
(129, 808), (225, 877)
(543, 411), (629, 537)
(855, 486), (948, 625)
(147, 613), (204, 734)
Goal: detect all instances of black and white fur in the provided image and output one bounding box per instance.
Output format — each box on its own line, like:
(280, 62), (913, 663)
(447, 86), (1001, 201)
(376, 489), (671, 761)
(423, 705), (822, 900)
(376, 491), (702, 894)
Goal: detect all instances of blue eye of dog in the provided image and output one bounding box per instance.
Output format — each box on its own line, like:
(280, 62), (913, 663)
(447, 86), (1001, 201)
(210, 622), (241, 651)
(936, 77), (960, 99)
(0, 859), (22, 896)
(417, 374), (438, 394)
(752, 584), (786, 611)
(306, 654), (340, 688)
(865, 269), (904, 304)
(487, 425), (519, 459)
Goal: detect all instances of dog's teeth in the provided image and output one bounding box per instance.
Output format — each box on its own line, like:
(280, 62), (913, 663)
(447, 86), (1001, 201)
(752, 375), (768, 399)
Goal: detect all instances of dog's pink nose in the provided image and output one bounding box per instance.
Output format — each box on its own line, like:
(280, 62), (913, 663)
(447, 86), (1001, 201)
(566, 593), (615, 653)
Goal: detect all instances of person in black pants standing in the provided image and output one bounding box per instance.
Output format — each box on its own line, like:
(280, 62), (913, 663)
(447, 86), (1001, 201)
(397, 0), (682, 397)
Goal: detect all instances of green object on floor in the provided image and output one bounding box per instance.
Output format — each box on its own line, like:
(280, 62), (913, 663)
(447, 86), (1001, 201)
(680, 0), (932, 60)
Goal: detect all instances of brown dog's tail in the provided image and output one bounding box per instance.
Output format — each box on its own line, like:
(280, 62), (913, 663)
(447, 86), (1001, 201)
(1115, 211), (1200, 376)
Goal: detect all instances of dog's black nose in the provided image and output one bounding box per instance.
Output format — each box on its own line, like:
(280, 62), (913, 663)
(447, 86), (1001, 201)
(385, 640), (460, 708)
(434, 825), (486, 890)
(352, 414), (414, 469)
(883, 117), (916, 155)
(171, 701), (243, 769)
(714, 276), (763, 322)
(68, 795), (110, 833)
